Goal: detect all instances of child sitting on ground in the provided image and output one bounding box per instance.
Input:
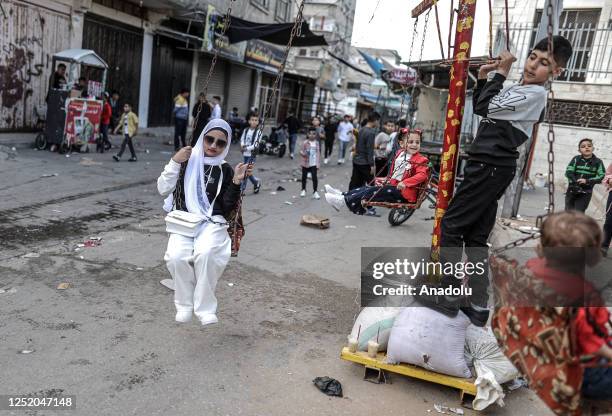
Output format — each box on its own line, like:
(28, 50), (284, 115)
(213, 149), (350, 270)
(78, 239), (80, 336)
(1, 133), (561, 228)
(526, 211), (611, 399)
(300, 127), (321, 199)
(325, 128), (429, 214)
(564, 138), (605, 212)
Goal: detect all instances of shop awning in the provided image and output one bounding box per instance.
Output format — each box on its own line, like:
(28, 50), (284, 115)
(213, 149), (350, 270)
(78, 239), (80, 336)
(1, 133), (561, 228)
(226, 16), (328, 47)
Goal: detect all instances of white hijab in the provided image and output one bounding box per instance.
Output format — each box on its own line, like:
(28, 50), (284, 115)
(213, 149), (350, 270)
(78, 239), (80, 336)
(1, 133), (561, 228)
(163, 119), (232, 214)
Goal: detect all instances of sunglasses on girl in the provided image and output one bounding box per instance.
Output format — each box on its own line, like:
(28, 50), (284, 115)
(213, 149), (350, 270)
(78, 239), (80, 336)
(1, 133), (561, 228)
(204, 135), (228, 149)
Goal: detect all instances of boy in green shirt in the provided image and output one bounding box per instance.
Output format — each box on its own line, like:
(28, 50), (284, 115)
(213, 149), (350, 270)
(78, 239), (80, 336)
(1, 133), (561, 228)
(565, 138), (605, 212)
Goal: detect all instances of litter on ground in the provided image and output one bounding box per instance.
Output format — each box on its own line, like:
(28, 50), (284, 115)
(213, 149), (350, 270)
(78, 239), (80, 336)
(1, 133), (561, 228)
(312, 376), (343, 397)
(57, 282), (71, 290)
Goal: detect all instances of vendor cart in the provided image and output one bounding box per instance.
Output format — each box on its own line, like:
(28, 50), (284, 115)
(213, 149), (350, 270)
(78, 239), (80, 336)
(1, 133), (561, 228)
(34, 49), (108, 154)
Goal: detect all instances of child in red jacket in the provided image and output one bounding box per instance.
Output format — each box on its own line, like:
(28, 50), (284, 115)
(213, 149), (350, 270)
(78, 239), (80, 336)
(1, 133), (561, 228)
(527, 211), (612, 399)
(325, 128), (429, 214)
(97, 92), (113, 153)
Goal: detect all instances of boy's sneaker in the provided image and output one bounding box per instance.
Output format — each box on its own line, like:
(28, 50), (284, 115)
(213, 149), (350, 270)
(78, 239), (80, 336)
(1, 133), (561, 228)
(365, 207), (380, 217)
(175, 311), (192, 323)
(290, 153), (294, 159)
(324, 184), (343, 195)
(128, 157), (137, 162)
(113, 155), (120, 162)
(300, 190), (307, 197)
(324, 158), (329, 165)
(254, 181), (261, 194)
(325, 193), (345, 212)
(313, 191), (321, 200)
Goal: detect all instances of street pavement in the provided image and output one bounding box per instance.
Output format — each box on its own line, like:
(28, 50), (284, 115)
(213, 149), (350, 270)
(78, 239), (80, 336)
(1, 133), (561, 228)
(0, 132), (554, 415)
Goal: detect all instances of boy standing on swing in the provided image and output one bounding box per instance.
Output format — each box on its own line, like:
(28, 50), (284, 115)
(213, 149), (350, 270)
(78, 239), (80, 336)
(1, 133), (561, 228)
(418, 36), (573, 326)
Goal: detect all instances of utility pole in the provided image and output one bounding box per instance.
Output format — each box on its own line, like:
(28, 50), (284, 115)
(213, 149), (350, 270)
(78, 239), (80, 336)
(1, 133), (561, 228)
(410, 0), (478, 259)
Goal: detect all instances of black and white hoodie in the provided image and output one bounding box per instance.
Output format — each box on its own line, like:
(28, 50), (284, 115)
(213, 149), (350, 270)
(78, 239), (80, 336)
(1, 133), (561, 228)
(468, 73), (547, 167)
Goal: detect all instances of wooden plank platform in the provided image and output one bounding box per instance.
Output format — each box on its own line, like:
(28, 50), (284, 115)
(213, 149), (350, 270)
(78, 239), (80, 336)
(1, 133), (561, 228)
(340, 347), (477, 398)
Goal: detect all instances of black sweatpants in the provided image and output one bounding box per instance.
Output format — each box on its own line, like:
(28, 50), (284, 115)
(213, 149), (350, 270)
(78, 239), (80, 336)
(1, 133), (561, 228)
(565, 190), (592, 212)
(302, 166), (318, 193)
(349, 163), (373, 190)
(324, 135), (335, 158)
(602, 192), (612, 249)
(174, 118), (188, 150)
(439, 161), (516, 307)
(375, 157), (389, 177)
(345, 185), (406, 215)
(118, 134), (136, 159)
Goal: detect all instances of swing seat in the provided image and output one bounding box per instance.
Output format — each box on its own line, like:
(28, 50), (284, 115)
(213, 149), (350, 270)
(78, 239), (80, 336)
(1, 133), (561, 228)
(489, 255), (611, 416)
(361, 173), (433, 211)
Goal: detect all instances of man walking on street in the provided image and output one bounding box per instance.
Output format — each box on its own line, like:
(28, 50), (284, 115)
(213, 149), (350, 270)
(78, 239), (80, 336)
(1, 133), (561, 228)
(336, 114), (354, 165)
(349, 112), (380, 190)
(283, 110), (302, 159)
(173, 88), (190, 151)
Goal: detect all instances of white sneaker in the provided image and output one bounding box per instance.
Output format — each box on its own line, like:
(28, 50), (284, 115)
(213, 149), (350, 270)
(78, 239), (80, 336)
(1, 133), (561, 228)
(290, 153), (294, 159)
(325, 192), (345, 212)
(175, 310), (192, 323)
(198, 314), (218, 327)
(324, 184), (342, 195)
(307, 172), (312, 179)
(324, 158), (329, 165)
(313, 191), (321, 200)
(300, 189), (306, 197)
(338, 158), (345, 164)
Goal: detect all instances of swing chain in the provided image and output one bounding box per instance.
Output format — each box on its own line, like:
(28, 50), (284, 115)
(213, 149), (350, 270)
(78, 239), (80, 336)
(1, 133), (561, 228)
(202, 2), (234, 98)
(401, 17), (419, 119)
(491, 232), (540, 255)
(252, 0), (305, 150)
(189, 0), (235, 146)
(545, 0), (556, 213)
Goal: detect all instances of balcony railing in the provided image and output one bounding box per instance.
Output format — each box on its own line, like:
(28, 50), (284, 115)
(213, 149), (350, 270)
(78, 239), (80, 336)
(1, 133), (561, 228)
(493, 22), (612, 83)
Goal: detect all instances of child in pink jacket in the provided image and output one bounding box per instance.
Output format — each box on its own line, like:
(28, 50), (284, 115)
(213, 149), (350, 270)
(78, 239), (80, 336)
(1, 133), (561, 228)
(300, 127), (321, 199)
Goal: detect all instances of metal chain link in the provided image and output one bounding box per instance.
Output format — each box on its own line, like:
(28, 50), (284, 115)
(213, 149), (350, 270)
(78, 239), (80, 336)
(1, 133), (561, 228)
(231, 0), (306, 226)
(407, 9), (430, 127)
(250, 0), (305, 153)
(399, 17), (420, 118)
(190, 0), (235, 146)
(492, 1), (558, 254)
(545, 0), (556, 214)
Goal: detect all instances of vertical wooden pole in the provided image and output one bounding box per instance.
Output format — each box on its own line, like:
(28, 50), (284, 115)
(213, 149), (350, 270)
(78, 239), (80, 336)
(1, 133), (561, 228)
(430, 0), (477, 260)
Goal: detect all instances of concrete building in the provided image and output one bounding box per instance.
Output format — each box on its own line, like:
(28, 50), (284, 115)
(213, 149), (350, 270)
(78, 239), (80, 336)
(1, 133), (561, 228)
(285, 0), (357, 117)
(0, 0), (321, 131)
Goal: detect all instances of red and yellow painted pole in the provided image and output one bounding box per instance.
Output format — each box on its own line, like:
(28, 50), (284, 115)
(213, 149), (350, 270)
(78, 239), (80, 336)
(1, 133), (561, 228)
(428, 0), (477, 260)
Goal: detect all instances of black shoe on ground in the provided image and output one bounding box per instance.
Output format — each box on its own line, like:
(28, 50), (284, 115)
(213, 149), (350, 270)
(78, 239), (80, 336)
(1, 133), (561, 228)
(253, 182), (261, 194)
(113, 155), (120, 162)
(128, 157), (137, 162)
(460, 306), (490, 327)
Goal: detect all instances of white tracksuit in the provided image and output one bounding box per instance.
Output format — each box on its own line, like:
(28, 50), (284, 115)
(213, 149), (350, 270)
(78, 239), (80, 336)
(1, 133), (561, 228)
(157, 160), (231, 322)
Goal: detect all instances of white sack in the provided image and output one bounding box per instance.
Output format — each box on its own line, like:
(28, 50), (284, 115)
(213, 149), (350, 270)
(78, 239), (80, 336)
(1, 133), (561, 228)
(350, 307), (402, 351)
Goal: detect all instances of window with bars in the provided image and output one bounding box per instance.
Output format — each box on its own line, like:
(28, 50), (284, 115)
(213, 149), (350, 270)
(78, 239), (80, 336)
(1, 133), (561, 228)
(531, 9), (601, 82)
(251, 0), (270, 11)
(299, 49), (308, 56)
(275, 0), (291, 22)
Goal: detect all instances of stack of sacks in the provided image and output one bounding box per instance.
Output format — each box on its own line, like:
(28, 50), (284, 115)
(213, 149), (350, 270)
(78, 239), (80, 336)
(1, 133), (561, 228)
(386, 308), (472, 378)
(349, 307), (403, 351)
(464, 325), (519, 411)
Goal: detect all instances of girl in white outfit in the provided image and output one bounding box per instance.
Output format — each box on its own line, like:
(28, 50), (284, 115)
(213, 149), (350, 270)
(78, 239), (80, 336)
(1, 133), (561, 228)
(157, 119), (252, 326)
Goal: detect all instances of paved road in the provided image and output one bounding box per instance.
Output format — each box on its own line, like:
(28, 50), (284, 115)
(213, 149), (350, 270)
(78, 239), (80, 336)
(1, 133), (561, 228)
(0, 135), (552, 415)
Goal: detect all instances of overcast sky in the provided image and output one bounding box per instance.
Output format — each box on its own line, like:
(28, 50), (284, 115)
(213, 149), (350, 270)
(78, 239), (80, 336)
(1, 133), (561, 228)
(351, 0), (492, 62)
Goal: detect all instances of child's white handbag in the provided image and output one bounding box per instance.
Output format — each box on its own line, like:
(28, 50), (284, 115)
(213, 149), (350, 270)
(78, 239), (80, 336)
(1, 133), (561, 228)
(164, 210), (205, 237)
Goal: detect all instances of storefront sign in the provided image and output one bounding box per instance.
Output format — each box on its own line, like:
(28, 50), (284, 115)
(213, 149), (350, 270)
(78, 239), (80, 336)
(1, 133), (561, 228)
(64, 98), (102, 144)
(244, 39), (284, 73)
(382, 68), (417, 86)
(203, 5), (246, 62)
